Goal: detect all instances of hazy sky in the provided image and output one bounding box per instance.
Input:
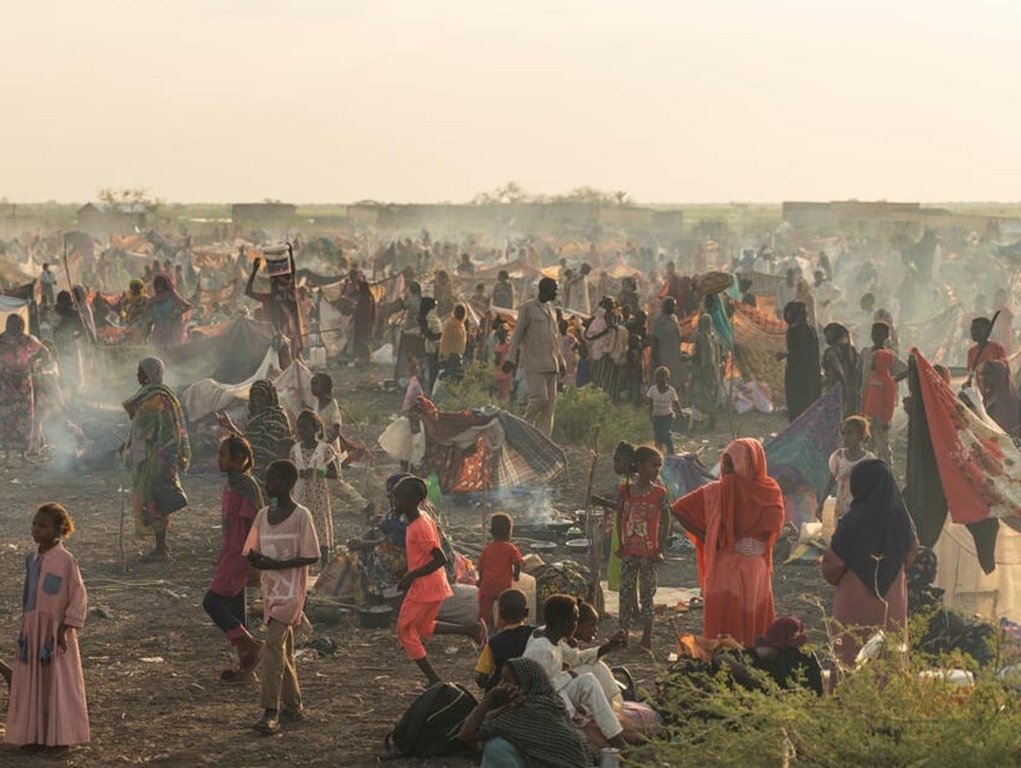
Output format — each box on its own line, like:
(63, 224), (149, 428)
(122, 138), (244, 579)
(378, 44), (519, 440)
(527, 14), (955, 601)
(5, 0), (1020, 203)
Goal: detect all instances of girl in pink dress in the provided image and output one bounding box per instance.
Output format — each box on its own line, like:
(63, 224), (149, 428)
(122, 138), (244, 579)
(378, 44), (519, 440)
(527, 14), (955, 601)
(6, 502), (90, 748)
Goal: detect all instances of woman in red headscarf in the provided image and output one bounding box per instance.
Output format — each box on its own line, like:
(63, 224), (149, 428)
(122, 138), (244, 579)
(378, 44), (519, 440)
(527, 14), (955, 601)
(671, 439), (785, 646)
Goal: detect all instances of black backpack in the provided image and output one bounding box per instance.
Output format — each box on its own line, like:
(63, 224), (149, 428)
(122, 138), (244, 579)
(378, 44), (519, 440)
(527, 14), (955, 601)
(385, 682), (478, 758)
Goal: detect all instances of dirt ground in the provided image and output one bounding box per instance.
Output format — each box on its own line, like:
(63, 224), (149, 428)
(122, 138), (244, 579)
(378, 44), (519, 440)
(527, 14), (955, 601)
(0, 372), (834, 767)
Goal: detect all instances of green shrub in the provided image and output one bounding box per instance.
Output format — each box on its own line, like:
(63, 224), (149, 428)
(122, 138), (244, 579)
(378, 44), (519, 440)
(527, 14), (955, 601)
(552, 384), (651, 450)
(643, 645), (1021, 767)
(434, 362), (502, 411)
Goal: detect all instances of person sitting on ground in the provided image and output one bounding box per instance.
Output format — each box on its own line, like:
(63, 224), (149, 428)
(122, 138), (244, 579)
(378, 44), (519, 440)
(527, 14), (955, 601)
(568, 600), (626, 708)
(459, 656), (591, 768)
(523, 594), (628, 750)
(475, 589), (535, 691)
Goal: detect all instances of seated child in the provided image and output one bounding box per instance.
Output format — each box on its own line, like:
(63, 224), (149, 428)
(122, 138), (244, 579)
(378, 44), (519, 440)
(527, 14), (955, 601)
(523, 594), (627, 749)
(475, 589), (535, 692)
(569, 600), (625, 708)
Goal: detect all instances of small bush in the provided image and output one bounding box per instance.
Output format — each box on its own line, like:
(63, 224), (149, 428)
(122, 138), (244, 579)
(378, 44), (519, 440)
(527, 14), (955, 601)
(434, 362), (502, 411)
(644, 644), (1021, 767)
(552, 385), (652, 450)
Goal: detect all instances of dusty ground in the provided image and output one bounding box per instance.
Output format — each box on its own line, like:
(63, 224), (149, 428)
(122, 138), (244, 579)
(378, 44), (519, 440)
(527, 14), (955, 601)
(0, 370), (834, 767)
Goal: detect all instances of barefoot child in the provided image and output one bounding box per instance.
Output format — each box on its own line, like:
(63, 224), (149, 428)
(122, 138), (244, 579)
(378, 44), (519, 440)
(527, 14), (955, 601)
(592, 442), (637, 592)
(6, 503), (90, 748)
(311, 372), (369, 517)
(290, 409), (338, 568)
(476, 513), (524, 626)
(244, 460), (320, 734)
(616, 446), (671, 649)
(395, 475), (453, 686)
(647, 366), (681, 455)
(818, 416), (874, 523)
(203, 434), (265, 684)
(523, 594), (628, 749)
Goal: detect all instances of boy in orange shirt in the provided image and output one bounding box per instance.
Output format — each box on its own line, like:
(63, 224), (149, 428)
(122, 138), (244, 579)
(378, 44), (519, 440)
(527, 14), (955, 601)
(395, 476), (453, 686)
(476, 513), (525, 626)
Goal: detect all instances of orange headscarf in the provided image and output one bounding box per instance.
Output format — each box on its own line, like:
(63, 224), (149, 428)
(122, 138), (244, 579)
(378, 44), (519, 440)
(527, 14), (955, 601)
(698, 438), (785, 585)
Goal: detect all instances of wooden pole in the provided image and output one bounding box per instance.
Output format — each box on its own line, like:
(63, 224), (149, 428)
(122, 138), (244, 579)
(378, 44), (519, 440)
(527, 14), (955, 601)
(584, 426), (603, 614)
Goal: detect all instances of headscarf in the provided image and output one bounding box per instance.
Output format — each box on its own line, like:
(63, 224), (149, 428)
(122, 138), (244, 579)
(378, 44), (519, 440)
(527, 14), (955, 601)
(478, 657), (590, 768)
(761, 616), (807, 650)
(122, 356), (191, 469)
(697, 439), (785, 586)
(2, 314), (25, 339)
(979, 359), (1020, 433)
(783, 301), (808, 327)
(246, 379), (293, 475)
(831, 459), (916, 598)
(139, 356), (165, 385)
(227, 470), (265, 512)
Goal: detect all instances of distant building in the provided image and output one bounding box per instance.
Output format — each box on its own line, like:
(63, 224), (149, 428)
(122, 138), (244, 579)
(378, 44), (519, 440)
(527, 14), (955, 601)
(76, 202), (147, 237)
(231, 203), (297, 236)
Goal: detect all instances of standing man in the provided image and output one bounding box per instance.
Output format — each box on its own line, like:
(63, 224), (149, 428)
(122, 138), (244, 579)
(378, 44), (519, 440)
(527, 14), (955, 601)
(503, 277), (565, 437)
(40, 263), (57, 306)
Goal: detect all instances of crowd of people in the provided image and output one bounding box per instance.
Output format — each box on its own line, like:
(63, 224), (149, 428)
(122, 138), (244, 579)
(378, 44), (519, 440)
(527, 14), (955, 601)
(1, 223), (1018, 763)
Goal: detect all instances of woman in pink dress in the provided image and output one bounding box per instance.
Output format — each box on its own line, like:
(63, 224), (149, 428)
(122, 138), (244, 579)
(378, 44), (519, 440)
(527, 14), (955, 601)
(6, 502), (90, 748)
(671, 439), (785, 647)
(822, 459), (918, 667)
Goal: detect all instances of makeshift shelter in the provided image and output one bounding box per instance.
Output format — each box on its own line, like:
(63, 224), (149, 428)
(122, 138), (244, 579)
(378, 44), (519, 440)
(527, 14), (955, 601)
(907, 349), (1021, 622)
(378, 405), (567, 494)
(181, 358), (314, 425)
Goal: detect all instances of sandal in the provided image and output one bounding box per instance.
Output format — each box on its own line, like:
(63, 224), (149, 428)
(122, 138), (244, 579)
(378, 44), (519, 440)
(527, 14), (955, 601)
(252, 712), (280, 735)
(139, 549), (169, 563)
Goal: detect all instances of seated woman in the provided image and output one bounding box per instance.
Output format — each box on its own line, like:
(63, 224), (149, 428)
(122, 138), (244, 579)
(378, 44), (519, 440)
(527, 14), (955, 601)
(344, 472), (485, 643)
(523, 594), (628, 750)
(719, 616), (823, 695)
(459, 657), (591, 768)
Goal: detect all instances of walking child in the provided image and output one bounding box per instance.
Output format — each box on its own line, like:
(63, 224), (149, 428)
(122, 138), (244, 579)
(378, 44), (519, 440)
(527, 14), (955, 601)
(290, 409), (338, 568)
(616, 446), (671, 649)
(6, 503), (90, 748)
(476, 513), (525, 626)
(203, 434), (265, 684)
(818, 416), (874, 522)
(244, 460), (320, 734)
(394, 475), (453, 686)
(647, 366), (681, 455)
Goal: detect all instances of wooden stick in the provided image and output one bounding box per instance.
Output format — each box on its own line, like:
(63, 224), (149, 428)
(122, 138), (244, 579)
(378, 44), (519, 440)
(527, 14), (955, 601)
(583, 425), (603, 614)
(118, 469), (128, 573)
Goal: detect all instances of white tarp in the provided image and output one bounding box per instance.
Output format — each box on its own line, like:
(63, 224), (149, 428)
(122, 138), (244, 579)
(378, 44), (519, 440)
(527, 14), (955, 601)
(935, 521), (1021, 623)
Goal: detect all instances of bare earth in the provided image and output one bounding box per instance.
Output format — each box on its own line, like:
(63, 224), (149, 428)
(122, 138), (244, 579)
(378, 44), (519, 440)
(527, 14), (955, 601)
(0, 382), (831, 767)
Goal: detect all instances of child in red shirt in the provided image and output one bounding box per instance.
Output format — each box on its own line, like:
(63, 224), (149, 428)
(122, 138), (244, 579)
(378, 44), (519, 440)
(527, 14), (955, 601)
(616, 446), (671, 650)
(476, 513), (525, 626)
(395, 476), (453, 686)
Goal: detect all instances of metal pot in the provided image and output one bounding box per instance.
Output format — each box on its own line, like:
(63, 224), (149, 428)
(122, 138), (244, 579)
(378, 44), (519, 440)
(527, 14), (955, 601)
(358, 605), (393, 630)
